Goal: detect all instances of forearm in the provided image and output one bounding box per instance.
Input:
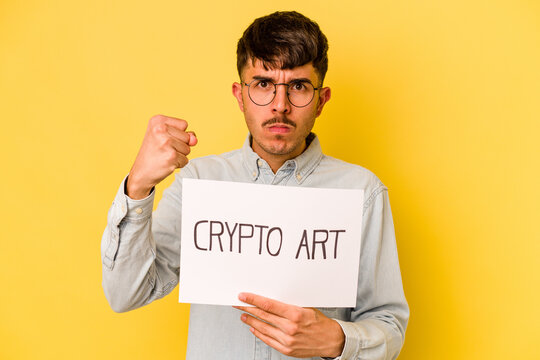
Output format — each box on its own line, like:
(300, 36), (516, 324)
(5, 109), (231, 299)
(331, 188), (408, 360)
(101, 175), (178, 312)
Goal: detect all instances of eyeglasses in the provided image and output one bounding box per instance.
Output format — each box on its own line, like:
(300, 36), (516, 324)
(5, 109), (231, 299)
(243, 79), (321, 108)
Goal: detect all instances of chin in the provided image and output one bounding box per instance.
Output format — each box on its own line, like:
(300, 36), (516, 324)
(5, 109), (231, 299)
(252, 132), (304, 157)
(264, 142), (298, 156)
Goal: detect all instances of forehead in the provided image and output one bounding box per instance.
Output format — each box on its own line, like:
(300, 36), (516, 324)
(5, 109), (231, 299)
(242, 59), (319, 83)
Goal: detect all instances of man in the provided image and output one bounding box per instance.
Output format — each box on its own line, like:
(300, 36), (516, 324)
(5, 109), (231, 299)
(102, 11), (409, 360)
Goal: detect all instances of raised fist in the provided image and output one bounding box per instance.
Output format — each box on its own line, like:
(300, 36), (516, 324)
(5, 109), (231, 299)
(126, 115), (197, 199)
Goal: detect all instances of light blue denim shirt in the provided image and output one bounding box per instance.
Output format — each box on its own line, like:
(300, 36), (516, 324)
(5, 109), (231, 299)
(101, 133), (409, 360)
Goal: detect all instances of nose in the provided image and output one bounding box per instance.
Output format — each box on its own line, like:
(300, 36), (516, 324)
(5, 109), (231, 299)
(272, 83), (291, 114)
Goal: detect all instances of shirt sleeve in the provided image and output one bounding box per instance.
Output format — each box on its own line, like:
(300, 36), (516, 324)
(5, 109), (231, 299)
(101, 172), (186, 312)
(330, 186), (409, 360)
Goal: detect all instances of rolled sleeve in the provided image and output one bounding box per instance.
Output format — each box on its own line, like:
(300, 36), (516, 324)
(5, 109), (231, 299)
(101, 174), (162, 313)
(101, 172), (187, 313)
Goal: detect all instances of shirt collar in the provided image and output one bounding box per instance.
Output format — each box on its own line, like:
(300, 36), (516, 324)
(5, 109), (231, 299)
(242, 132), (323, 184)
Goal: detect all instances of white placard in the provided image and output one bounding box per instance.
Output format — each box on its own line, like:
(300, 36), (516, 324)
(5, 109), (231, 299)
(178, 178), (363, 307)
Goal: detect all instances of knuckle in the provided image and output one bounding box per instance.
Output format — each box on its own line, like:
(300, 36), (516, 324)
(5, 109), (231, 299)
(283, 349), (292, 357)
(282, 336), (292, 347)
(165, 149), (177, 162)
(289, 311), (302, 323)
(153, 123), (167, 135)
(183, 144), (191, 155)
(282, 342), (295, 356)
(158, 137), (168, 148)
(261, 301), (272, 312)
(286, 323), (299, 336)
(150, 114), (165, 124)
(178, 156), (188, 168)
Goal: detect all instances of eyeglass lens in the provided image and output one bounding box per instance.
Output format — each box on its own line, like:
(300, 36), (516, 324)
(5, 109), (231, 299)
(247, 80), (316, 107)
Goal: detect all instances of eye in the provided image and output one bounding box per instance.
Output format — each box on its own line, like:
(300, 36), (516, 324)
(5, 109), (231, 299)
(255, 80), (270, 89)
(290, 81), (307, 91)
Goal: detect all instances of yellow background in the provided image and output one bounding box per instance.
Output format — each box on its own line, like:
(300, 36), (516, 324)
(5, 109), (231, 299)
(1, 0), (539, 359)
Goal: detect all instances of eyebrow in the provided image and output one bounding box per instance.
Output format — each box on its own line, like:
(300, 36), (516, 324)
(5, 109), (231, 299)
(251, 75), (314, 84)
(252, 75), (275, 81)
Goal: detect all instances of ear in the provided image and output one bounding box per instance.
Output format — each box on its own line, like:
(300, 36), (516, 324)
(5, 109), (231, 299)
(232, 82), (245, 112)
(315, 86), (331, 117)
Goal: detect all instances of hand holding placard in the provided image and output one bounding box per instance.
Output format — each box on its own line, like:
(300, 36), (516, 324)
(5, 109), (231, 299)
(235, 293), (345, 358)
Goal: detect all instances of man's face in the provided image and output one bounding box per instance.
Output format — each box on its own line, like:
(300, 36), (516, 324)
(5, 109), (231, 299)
(232, 60), (331, 164)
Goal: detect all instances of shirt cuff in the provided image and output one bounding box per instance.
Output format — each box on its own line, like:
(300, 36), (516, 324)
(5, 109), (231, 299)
(124, 175), (155, 218)
(332, 319), (362, 360)
(117, 174), (155, 222)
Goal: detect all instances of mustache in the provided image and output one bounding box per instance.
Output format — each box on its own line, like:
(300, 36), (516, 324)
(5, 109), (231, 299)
(262, 117), (297, 128)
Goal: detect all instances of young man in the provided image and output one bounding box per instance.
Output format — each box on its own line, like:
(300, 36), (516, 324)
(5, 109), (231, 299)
(102, 11), (409, 360)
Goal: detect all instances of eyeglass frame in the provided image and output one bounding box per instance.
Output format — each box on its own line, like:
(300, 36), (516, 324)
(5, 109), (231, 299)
(242, 78), (323, 108)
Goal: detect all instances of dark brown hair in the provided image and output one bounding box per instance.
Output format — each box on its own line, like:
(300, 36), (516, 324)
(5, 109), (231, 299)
(236, 11), (329, 84)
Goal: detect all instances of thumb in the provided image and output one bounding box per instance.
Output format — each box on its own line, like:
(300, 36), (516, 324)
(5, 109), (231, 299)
(187, 131), (198, 146)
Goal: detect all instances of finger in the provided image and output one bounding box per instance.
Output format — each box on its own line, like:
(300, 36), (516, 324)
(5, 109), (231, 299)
(163, 116), (188, 132)
(249, 325), (292, 357)
(235, 305), (289, 332)
(238, 293), (300, 319)
(165, 136), (191, 156)
(175, 154), (189, 169)
(241, 313), (291, 348)
(165, 125), (191, 143)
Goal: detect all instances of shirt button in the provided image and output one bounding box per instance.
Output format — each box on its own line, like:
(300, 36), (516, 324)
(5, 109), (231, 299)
(296, 173), (302, 180)
(121, 204), (126, 212)
(252, 171), (257, 177)
(257, 159), (262, 166)
(135, 208), (143, 214)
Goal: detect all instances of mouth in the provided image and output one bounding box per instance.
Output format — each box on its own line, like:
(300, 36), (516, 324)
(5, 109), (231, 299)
(267, 123), (293, 134)
(262, 118), (296, 134)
